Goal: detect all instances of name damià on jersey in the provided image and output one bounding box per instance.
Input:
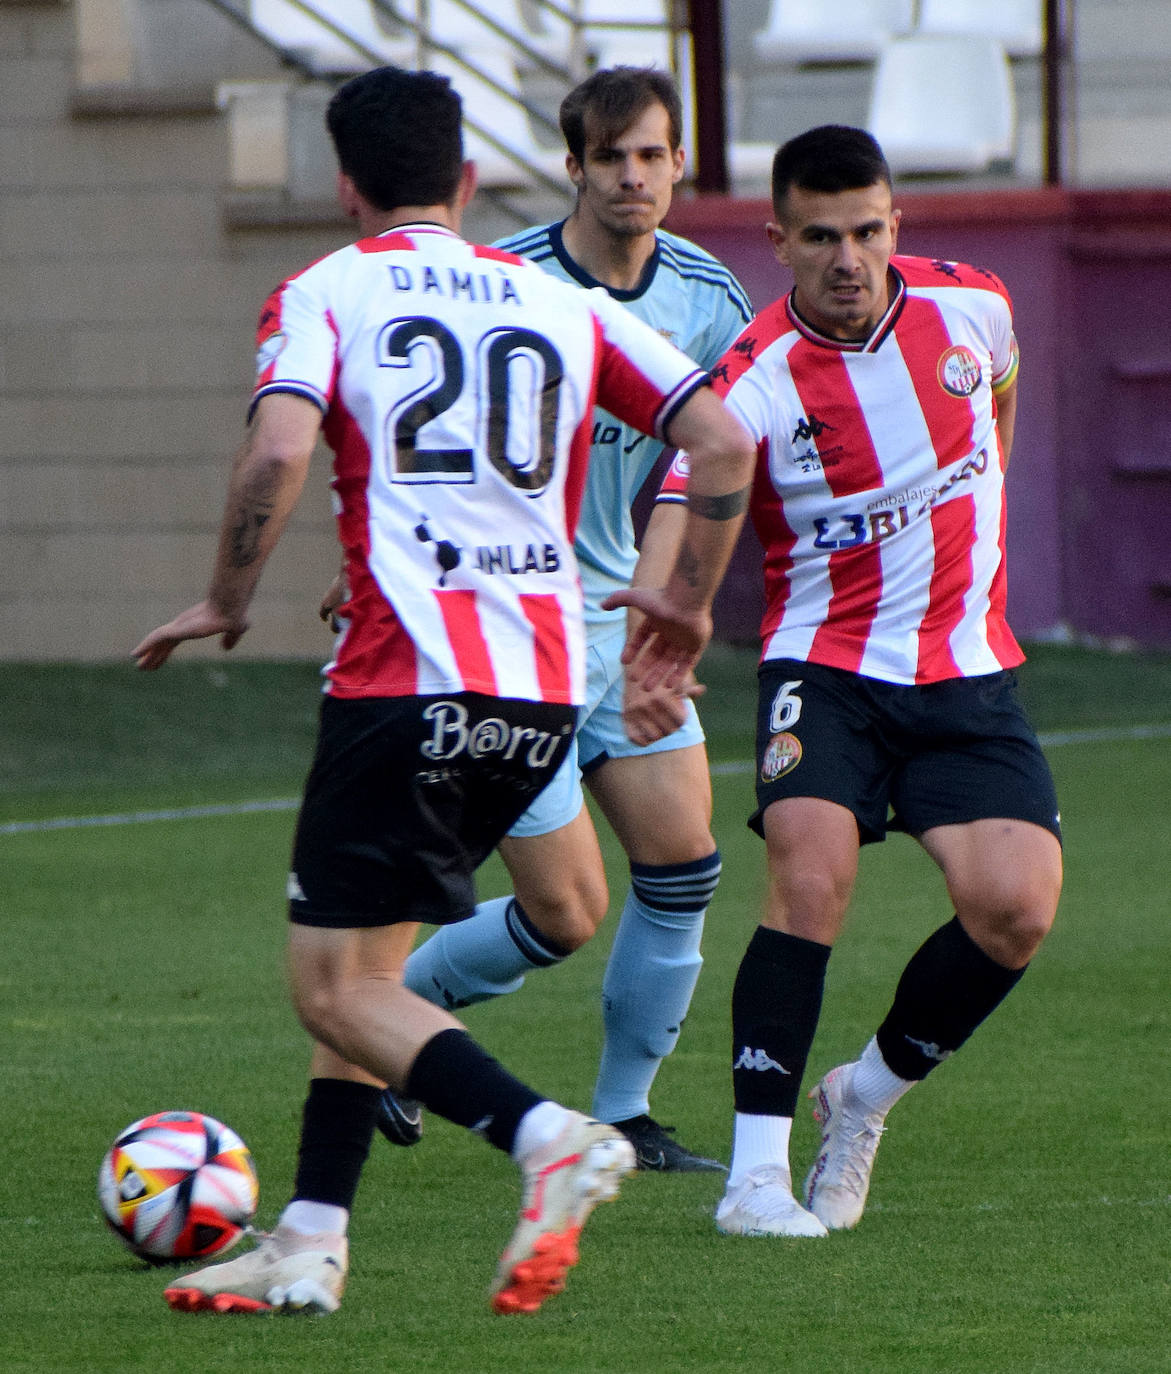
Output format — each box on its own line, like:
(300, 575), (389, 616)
(387, 263), (523, 305)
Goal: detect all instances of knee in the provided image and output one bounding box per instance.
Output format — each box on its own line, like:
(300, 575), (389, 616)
(955, 866), (1062, 968)
(963, 909), (1053, 969)
(760, 801), (859, 944)
(290, 970), (345, 1046)
(993, 908), (1054, 967)
(765, 859), (853, 944)
(519, 870), (609, 952)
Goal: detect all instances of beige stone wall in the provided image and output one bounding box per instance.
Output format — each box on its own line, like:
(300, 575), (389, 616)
(0, 0), (355, 662)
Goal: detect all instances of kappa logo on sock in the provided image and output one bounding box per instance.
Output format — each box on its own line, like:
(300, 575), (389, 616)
(733, 1047), (790, 1074)
(430, 975), (471, 1011)
(904, 1035), (952, 1062)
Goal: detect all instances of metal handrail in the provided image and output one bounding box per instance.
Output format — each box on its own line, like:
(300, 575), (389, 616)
(202, 0), (581, 198)
(373, 0), (574, 81)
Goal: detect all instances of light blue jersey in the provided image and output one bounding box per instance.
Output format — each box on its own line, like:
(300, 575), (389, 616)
(493, 220), (753, 630)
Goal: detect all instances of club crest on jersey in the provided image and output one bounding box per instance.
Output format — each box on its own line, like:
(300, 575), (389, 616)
(761, 731), (802, 781)
(937, 345), (983, 397)
(255, 331), (287, 375)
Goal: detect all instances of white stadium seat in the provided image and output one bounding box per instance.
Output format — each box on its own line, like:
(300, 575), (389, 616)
(916, 0), (1044, 60)
(753, 0), (915, 66)
(867, 34), (1016, 175)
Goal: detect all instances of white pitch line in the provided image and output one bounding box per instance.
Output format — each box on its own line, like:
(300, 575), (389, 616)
(0, 798), (298, 836)
(3, 722), (1169, 838)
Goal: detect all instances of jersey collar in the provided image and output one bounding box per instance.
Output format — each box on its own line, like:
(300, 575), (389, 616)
(785, 263), (906, 353)
(548, 219), (661, 302)
(376, 221), (461, 240)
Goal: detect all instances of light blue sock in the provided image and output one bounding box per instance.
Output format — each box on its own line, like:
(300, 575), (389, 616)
(404, 896), (567, 1010)
(592, 852), (721, 1123)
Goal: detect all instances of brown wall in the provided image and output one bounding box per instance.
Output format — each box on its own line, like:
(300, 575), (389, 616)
(1, 0), (348, 663)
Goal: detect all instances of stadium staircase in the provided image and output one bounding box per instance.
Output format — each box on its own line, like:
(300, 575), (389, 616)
(67, 0), (705, 237)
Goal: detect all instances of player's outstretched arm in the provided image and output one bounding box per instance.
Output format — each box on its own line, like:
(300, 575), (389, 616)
(618, 500), (705, 746)
(133, 393), (321, 670)
(605, 387), (754, 691)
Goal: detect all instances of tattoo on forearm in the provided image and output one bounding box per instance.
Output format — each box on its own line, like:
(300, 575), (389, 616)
(688, 485), (751, 521)
(676, 542), (701, 589)
(227, 472), (279, 568)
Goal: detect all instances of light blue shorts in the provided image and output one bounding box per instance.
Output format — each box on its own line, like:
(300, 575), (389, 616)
(509, 623), (706, 838)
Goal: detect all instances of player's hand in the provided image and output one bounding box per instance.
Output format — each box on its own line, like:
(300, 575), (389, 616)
(132, 601), (247, 671)
(622, 671), (705, 747)
(318, 571), (349, 630)
(603, 586), (712, 693)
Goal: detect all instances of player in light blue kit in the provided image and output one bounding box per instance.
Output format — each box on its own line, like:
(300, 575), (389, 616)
(377, 67), (753, 1170)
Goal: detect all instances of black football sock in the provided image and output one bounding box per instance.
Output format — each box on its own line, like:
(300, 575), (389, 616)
(406, 1027), (543, 1155)
(875, 916), (1027, 1081)
(731, 926), (831, 1117)
(292, 1077), (381, 1209)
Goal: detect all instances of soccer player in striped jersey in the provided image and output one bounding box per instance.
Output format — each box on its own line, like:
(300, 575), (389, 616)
(649, 125), (1064, 1236)
(133, 66), (755, 1314)
(382, 68), (753, 1172)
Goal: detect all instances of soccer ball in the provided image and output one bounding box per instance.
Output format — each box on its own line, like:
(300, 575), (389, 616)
(98, 1110), (258, 1265)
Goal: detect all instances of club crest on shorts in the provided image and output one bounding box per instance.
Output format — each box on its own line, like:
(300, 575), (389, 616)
(761, 731), (802, 780)
(937, 345), (983, 397)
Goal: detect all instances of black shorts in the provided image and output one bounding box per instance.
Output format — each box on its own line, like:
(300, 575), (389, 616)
(289, 693), (576, 929)
(751, 660), (1062, 846)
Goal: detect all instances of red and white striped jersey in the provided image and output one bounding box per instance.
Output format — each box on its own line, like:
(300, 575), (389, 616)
(253, 224), (706, 703)
(658, 254), (1023, 685)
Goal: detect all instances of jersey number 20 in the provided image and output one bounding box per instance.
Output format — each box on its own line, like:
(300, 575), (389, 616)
(378, 317), (564, 495)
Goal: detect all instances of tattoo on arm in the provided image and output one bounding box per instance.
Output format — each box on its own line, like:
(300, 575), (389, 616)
(688, 485), (751, 521)
(676, 542), (701, 589)
(227, 471), (279, 568)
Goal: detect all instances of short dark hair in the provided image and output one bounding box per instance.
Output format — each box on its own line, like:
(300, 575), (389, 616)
(559, 66), (682, 164)
(326, 66), (463, 212)
(771, 125), (891, 217)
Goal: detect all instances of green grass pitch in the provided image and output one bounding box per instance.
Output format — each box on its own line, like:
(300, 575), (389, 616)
(1, 645), (1168, 1373)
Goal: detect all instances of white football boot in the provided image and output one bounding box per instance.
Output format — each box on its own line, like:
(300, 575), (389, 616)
(164, 1227), (348, 1314)
(715, 1165), (828, 1238)
(491, 1111), (635, 1314)
(804, 1062), (886, 1230)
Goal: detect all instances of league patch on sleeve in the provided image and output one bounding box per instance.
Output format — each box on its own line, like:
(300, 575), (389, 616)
(255, 330), (288, 377)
